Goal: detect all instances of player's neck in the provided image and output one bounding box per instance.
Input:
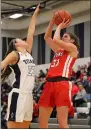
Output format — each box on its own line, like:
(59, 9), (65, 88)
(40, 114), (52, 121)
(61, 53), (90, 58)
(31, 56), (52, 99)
(18, 47), (27, 54)
(20, 49), (27, 54)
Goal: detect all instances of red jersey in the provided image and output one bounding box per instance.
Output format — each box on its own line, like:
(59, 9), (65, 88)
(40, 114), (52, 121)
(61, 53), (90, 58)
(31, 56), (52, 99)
(47, 49), (77, 78)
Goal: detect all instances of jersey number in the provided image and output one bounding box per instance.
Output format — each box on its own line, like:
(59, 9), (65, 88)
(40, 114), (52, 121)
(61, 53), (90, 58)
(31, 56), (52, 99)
(28, 66), (35, 76)
(50, 59), (59, 67)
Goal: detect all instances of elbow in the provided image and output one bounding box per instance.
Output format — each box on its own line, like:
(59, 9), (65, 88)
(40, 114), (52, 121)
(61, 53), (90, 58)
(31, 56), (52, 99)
(44, 35), (48, 41)
(53, 38), (57, 44)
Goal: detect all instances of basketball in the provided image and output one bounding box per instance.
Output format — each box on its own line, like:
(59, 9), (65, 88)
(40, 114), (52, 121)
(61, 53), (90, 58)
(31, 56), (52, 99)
(54, 10), (72, 25)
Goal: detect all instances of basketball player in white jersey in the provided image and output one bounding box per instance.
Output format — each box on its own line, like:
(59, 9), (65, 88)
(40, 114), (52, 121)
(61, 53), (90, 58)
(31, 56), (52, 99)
(1, 4), (40, 128)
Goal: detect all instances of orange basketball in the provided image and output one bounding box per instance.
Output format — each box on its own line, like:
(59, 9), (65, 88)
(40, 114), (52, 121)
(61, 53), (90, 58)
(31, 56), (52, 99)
(54, 10), (72, 26)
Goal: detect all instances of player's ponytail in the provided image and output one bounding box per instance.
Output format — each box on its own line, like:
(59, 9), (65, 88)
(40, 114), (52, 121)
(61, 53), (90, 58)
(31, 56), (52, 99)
(1, 39), (16, 83)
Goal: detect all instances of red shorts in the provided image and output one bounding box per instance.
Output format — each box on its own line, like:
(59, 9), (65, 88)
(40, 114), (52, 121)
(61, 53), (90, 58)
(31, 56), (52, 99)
(38, 81), (72, 108)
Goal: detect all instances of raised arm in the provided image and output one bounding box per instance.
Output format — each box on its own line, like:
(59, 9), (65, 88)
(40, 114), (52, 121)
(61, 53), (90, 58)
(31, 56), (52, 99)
(53, 38), (77, 52)
(44, 12), (60, 52)
(26, 4), (40, 53)
(53, 22), (62, 41)
(53, 19), (77, 52)
(53, 18), (70, 41)
(53, 12), (63, 41)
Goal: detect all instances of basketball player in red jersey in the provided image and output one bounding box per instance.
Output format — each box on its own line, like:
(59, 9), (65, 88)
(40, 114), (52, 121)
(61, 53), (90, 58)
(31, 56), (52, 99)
(38, 13), (80, 128)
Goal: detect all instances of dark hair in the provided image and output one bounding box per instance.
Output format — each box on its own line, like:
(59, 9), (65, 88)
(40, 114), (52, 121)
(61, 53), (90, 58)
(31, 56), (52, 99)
(5, 39), (16, 56)
(1, 39), (16, 82)
(66, 32), (80, 50)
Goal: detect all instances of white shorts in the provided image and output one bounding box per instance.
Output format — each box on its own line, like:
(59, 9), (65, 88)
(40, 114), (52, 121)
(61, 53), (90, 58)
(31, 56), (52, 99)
(6, 88), (33, 122)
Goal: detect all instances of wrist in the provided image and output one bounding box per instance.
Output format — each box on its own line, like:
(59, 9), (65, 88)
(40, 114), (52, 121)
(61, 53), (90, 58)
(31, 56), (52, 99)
(57, 25), (62, 30)
(58, 24), (62, 28)
(50, 19), (55, 25)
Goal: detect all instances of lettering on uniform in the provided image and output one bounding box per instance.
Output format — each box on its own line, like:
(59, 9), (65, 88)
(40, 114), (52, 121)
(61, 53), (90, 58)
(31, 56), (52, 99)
(54, 52), (63, 57)
(23, 59), (34, 64)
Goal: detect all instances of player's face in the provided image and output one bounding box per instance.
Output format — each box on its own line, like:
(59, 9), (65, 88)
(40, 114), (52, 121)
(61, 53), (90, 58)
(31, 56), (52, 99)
(15, 38), (28, 50)
(62, 33), (71, 43)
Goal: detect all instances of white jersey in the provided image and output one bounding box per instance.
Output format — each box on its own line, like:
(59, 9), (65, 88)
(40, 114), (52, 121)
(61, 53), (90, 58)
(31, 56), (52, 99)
(10, 51), (35, 92)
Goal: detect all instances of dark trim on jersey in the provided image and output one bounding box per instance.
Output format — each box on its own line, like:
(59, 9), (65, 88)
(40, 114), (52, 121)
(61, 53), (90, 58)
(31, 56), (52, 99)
(8, 92), (19, 121)
(46, 76), (69, 82)
(26, 50), (31, 55)
(10, 64), (21, 89)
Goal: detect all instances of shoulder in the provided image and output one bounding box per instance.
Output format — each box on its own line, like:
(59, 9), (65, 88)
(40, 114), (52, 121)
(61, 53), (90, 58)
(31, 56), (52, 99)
(26, 50), (32, 55)
(70, 50), (79, 58)
(9, 51), (20, 64)
(10, 51), (19, 59)
(65, 49), (79, 58)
